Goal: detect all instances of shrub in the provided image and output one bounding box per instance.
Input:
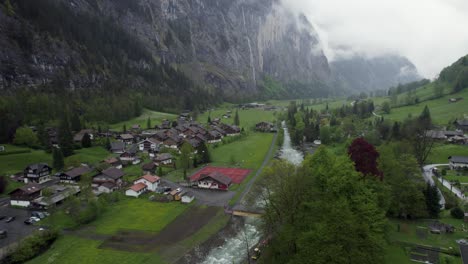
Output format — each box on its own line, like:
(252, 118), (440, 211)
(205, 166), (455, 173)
(4, 230), (59, 264)
(450, 207), (464, 219)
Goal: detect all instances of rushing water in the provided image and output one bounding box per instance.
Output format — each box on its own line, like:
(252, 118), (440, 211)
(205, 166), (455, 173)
(200, 122), (303, 264)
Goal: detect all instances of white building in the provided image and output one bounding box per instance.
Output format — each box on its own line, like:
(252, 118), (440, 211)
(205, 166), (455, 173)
(125, 183), (148, 198)
(449, 156), (468, 169)
(134, 174), (160, 192)
(181, 192), (195, 204)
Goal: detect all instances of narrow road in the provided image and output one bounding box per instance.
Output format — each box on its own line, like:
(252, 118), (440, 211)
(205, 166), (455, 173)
(234, 131), (278, 207)
(424, 164), (467, 201)
(422, 164), (447, 209)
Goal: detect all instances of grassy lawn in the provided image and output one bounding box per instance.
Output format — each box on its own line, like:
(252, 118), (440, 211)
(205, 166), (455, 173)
(109, 109), (178, 132)
(26, 236), (160, 264)
(427, 144), (468, 164)
(91, 198), (188, 235)
(197, 108), (277, 131)
(65, 146), (110, 167)
(0, 148), (52, 176)
(381, 88), (468, 125)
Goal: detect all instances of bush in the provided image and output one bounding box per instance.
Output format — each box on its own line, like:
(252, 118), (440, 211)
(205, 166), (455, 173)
(450, 207), (464, 219)
(4, 230), (59, 264)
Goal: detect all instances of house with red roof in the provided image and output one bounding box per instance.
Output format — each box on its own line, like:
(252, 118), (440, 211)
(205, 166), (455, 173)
(125, 182), (147, 198)
(134, 174), (160, 192)
(194, 171), (232, 191)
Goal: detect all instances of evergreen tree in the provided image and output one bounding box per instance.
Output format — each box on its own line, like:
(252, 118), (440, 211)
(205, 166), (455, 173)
(37, 123), (50, 149)
(123, 124), (127, 133)
(70, 111), (81, 132)
(423, 183), (441, 218)
(81, 133), (92, 148)
(391, 122), (401, 140)
(418, 105), (432, 130)
(234, 109), (240, 126)
(147, 117), (151, 129)
(58, 112), (74, 157)
(0, 176), (8, 194)
(105, 136), (111, 150)
(97, 125), (102, 134)
(53, 147), (64, 171)
(196, 143), (211, 164)
(207, 115), (211, 124)
(157, 166), (163, 176)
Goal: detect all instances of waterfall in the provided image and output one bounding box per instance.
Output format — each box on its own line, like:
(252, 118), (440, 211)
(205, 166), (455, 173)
(246, 37), (257, 85)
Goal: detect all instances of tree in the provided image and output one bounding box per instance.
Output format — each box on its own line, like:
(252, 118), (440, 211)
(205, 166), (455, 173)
(451, 207), (464, 219)
(348, 138), (382, 179)
(157, 166), (163, 176)
(179, 142), (193, 180)
(70, 111), (81, 132)
(147, 117), (151, 129)
(123, 124), (127, 133)
(105, 136), (111, 150)
(207, 115), (211, 124)
(13, 127), (38, 148)
(0, 176), (8, 194)
(234, 109), (240, 126)
(37, 123), (50, 150)
(381, 101), (391, 114)
(58, 112), (74, 157)
(418, 105), (432, 130)
(4, 0), (14, 16)
(81, 133), (92, 148)
(423, 183), (440, 218)
(52, 147), (64, 171)
(433, 83), (445, 98)
(196, 143), (211, 164)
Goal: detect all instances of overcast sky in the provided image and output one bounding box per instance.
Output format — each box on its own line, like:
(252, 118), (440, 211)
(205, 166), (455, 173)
(282, 0), (468, 78)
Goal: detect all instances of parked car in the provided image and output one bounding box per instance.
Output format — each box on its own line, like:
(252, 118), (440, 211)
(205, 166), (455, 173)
(0, 230), (7, 239)
(5, 216), (15, 223)
(24, 219), (34, 225)
(30, 216), (40, 222)
(31, 211), (45, 219)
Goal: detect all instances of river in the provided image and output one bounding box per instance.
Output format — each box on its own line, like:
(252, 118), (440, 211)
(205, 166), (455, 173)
(200, 121), (304, 264)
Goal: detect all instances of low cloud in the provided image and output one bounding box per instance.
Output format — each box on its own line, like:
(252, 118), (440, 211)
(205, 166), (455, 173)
(282, 0), (468, 78)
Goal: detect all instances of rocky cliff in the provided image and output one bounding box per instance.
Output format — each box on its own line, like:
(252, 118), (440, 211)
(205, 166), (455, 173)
(0, 0), (333, 101)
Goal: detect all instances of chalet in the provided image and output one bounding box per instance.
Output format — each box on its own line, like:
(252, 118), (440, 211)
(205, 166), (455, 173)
(134, 174), (160, 192)
(163, 137), (179, 149)
(141, 130), (157, 136)
(131, 124), (141, 131)
(221, 124), (241, 136)
(125, 183), (147, 198)
(194, 171), (232, 191)
(160, 120), (171, 129)
(142, 162), (157, 174)
(9, 183), (43, 207)
(138, 138), (160, 152)
(195, 133), (207, 142)
(153, 131), (168, 141)
(207, 131), (223, 144)
(93, 167), (125, 187)
(24, 163), (52, 184)
(179, 113), (191, 120)
(73, 129), (94, 142)
(449, 156), (468, 170)
(212, 126), (227, 136)
(154, 153), (173, 166)
(426, 130), (447, 140)
(255, 122), (275, 133)
(59, 166), (92, 183)
(103, 157), (122, 169)
(181, 192), (195, 204)
(97, 182), (118, 194)
(119, 134), (135, 145)
(187, 138), (201, 149)
(455, 119), (468, 132)
(119, 145), (139, 163)
(110, 141), (126, 154)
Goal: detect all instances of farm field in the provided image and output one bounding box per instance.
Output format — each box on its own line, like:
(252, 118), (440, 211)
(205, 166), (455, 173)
(197, 108), (277, 130)
(427, 144), (468, 164)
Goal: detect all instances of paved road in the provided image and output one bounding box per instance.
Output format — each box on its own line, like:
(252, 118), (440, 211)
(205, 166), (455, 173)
(234, 131), (278, 207)
(0, 207), (39, 251)
(422, 164), (447, 208)
(424, 164), (468, 201)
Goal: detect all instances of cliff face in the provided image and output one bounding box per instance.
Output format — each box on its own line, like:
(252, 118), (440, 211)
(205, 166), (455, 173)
(330, 54), (421, 92)
(0, 0), (331, 100)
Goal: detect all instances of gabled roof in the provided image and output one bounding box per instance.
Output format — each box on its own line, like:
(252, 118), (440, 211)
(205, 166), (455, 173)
(110, 141), (125, 151)
(456, 119), (468, 126)
(142, 162), (157, 170)
(10, 183), (43, 195)
(139, 174), (160, 183)
(120, 134), (134, 140)
(449, 156), (468, 164)
(129, 182), (147, 192)
(25, 163), (51, 172)
(104, 157), (120, 164)
(100, 182), (117, 189)
(64, 166), (92, 178)
(155, 153), (173, 161)
(101, 167), (125, 179)
(198, 171), (232, 185)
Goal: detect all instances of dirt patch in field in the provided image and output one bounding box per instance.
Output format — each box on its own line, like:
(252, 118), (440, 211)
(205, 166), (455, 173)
(99, 206), (220, 252)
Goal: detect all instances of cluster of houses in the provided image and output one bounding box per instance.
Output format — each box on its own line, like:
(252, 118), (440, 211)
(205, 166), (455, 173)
(426, 130), (468, 144)
(255, 122), (277, 133)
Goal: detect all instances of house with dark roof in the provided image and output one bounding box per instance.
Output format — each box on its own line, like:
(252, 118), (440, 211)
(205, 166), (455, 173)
(194, 171), (232, 190)
(73, 129), (94, 142)
(103, 157), (123, 169)
(59, 166), (92, 183)
(207, 131), (223, 144)
(138, 138), (160, 152)
(449, 156), (468, 169)
(119, 144), (139, 164)
(93, 167), (125, 188)
(255, 122), (275, 132)
(110, 141), (126, 154)
(154, 153), (173, 166)
(24, 163), (52, 184)
(142, 162), (157, 174)
(119, 134), (135, 145)
(9, 183), (44, 207)
(456, 119), (468, 132)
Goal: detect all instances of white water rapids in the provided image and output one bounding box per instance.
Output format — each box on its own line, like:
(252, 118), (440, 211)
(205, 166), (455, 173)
(200, 121), (303, 263)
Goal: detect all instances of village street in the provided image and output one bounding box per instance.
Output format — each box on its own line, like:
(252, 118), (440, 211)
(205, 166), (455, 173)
(423, 164), (468, 207)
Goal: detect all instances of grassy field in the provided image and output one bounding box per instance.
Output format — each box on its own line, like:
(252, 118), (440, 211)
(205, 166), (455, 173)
(380, 88), (468, 125)
(427, 143), (468, 164)
(109, 109), (178, 132)
(197, 108), (277, 131)
(65, 146), (110, 168)
(91, 198), (188, 235)
(0, 146), (52, 176)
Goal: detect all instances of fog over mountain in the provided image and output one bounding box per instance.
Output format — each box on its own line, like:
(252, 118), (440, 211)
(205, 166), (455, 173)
(282, 0), (468, 78)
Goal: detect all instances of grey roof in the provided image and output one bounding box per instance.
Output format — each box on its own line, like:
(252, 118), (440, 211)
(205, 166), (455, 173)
(155, 153), (172, 161)
(120, 134), (134, 140)
(10, 183), (43, 195)
(449, 156), (468, 164)
(64, 166), (92, 178)
(25, 163), (51, 172)
(199, 171), (232, 185)
(110, 141), (125, 151)
(457, 120), (468, 126)
(101, 167), (125, 179)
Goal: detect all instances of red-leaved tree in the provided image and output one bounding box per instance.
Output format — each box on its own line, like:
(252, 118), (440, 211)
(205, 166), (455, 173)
(348, 138), (383, 180)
